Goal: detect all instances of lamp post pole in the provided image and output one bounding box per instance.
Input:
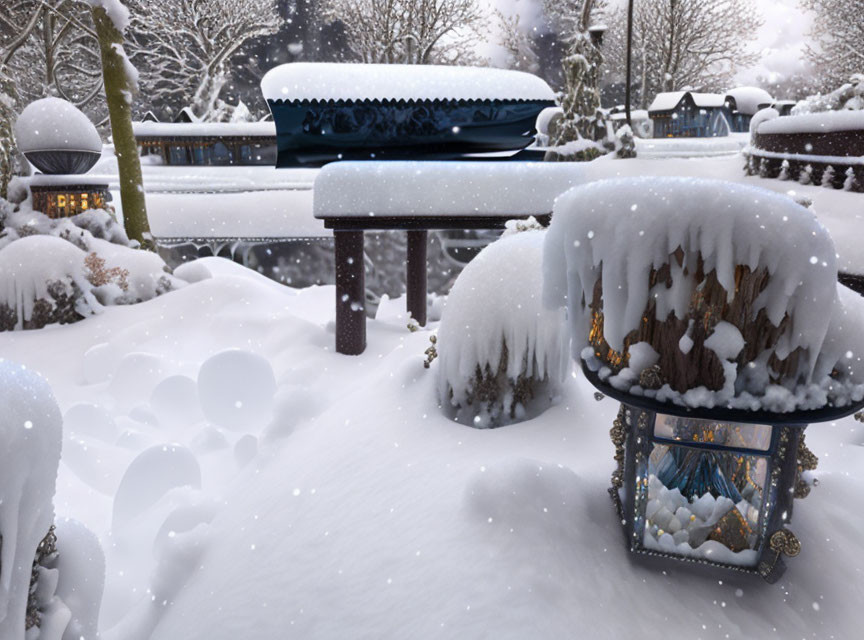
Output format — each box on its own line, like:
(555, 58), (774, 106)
(625, 0), (634, 129)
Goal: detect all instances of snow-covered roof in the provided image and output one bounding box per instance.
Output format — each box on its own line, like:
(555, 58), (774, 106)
(757, 110), (864, 135)
(725, 87), (774, 115)
(648, 92), (687, 112)
(261, 63), (556, 103)
(14, 97), (102, 153)
(313, 161), (586, 218)
(132, 122), (276, 138)
(648, 91), (726, 113)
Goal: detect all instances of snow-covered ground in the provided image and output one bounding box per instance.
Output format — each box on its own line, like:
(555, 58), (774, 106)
(1, 257), (863, 639)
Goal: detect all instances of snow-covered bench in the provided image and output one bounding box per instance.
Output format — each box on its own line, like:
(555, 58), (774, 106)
(313, 161), (586, 355)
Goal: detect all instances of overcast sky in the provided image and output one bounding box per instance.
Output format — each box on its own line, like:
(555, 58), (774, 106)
(487, 0), (816, 87)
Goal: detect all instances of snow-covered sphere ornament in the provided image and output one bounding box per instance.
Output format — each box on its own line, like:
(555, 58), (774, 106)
(14, 97), (102, 174)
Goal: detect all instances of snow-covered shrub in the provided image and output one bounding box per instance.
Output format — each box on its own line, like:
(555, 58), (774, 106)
(844, 166), (860, 191)
(799, 163), (813, 185)
(778, 159), (790, 180)
(792, 75), (864, 115)
(0, 359), (63, 637)
(437, 223), (569, 427)
(543, 177), (864, 414)
(821, 165), (836, 188)
(0, 197), (180, 331)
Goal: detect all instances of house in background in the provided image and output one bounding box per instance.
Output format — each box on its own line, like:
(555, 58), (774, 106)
(648, 91), (730, 138)
(724, 87), (774, 132)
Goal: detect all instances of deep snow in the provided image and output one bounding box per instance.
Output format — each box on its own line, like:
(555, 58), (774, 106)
(1, 258), (863, 639)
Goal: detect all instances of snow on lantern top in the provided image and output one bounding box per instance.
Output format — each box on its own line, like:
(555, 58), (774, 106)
(14, 98), (102, 174)
(261, 62), (556, 103)
(543, 177), (864, 417)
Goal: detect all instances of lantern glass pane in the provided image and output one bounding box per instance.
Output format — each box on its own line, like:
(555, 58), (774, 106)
(641, 437), (769, 566)
(653, 414), (772, 451)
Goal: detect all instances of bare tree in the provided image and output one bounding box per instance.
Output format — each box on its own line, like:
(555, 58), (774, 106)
(321, 0), (487, 65)
(125, 0), (283, 121)
(495, 10), (539, 74)
(801, 0), (864, 91)
(603, 0), (762, 109)
(0, 1), (106, 123)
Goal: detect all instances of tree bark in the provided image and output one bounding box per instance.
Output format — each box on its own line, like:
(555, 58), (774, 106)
(90, 6), (151, 248)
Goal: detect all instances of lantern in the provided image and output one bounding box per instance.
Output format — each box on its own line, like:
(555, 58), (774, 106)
(543, 177), (864, 582)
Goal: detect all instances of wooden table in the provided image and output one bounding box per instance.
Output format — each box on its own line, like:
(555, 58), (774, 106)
(313, 160), (586, 355)
(320, 215), (551, 355)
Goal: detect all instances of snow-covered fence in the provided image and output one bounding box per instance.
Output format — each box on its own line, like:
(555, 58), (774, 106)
(437, 225), (569, 427)
(747, 110), (864, 192)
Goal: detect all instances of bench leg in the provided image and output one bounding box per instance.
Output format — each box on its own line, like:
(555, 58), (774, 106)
(334, 230), (366, 355)
(406, 230), (428, 327)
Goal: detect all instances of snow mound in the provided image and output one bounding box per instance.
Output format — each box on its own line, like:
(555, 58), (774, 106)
(438, 229), (569, 427)
(543, 177), (864, 412)
(53, 517), (105, 640)
(64, 403), (117, 443)
(112, 445), (201, 530)
(463, 459), (581, 537)
(0, 359), (63, 637)
(197, 350), (277, 431)
(108, 352), (166, 410)
(150, 375), (203, 429)
(13, 98), (101, 153)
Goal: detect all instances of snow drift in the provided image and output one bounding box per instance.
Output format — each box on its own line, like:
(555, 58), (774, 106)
(438, 224), (569, 427)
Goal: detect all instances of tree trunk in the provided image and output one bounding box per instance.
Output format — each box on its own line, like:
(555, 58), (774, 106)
(90, 7), (151, 248)
(0, 65), (18, 201)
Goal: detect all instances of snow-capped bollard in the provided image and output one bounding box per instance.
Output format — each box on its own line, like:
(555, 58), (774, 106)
(543, 177), (864, 582)
(0, 359), (63, 635)
(438, 222), (569, 428)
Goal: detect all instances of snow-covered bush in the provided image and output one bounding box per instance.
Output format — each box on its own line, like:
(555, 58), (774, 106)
(792, 74), (864, 115)
(437, 222), (569, 427)
(0, 195), (181, 331)
(0, 359), (64, 637)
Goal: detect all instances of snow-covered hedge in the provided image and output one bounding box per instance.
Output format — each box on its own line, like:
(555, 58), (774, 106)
(0, 195), (181, 331)
(437, 223), (569, 427)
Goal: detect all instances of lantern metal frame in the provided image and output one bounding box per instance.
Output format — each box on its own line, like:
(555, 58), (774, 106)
(583, 364), (826, 582)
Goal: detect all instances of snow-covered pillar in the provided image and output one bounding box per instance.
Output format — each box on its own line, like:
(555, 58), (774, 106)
(334, 231), (366, 355)
(0, 360), (63, 637)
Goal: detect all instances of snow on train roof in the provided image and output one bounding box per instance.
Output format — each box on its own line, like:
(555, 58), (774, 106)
(132, 121), (276, 138)
(757, 109), (864, 135)
(725, 86), (774, 115)
(261, 63), (556, 103)
(648, 91), (727, 112)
